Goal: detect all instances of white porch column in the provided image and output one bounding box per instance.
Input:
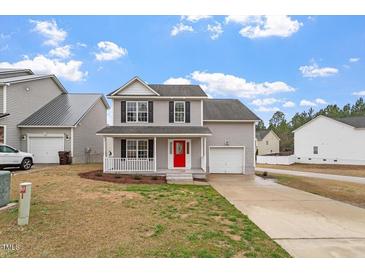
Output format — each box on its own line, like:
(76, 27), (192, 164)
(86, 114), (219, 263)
(201, 137), (207, 172)
(103, 136), (106, 172)
(154, 137), (157, 172)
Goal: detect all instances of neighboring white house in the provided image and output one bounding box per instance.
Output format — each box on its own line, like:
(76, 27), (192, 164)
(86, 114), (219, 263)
(293, 115), (365, 165)
(255, 129), (280, 155)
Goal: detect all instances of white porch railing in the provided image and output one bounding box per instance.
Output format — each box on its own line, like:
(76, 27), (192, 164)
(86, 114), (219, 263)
(104, 157), (155, 172)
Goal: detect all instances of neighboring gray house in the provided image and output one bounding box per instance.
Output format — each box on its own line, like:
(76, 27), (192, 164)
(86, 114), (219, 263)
(97, 76), (260, 177)
(0, 68), (109, 164)
(256, 129), (280, 155)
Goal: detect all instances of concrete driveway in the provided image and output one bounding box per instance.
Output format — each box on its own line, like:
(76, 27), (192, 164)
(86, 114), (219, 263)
(209, 174), (365, 258)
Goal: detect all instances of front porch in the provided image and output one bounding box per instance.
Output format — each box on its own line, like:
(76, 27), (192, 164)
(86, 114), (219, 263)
(100, 133), (209, 176)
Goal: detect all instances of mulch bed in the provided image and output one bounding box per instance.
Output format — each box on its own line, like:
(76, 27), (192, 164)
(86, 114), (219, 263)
(79, 170), (166, 184)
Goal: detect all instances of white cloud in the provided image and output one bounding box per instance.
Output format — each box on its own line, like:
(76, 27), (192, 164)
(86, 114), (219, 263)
(349, 57), (360, 63)
(226, 15), (302, 39)
(0, 55), (87, 82)
(315, 98), (327, 105)
(282, 101), (295, 108)
(207, 22), (223, 40)
(256, 106), (280, 112)
(181, 15), (211, 22)
(164, 77), (192, 85)
(30, 19), (67, 46)
(171, 23), (194, 36)
(49, 45), (71, 59)
(300, 100), (316, 107)
(299, 98), (327, 107)
(251, 98), (278, 106)
(299, 61), (338, 78)
(190, 71), (294, 98)
(353, 90), (365, 96)
(95, 41), (127, 61)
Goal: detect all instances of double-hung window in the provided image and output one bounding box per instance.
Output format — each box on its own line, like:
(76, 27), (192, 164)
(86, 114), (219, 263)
(127, 140), (148, 159)
(127, 101), (148, 123)
(174, 101), (185, 123)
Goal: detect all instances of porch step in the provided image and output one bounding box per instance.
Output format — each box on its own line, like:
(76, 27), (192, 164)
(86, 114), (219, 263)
(166, 173), (193, 183)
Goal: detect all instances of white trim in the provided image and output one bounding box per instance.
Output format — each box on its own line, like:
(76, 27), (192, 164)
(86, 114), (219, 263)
(108, 96), (207, 100)
(0, 125), (6, 144)
(174, 101), (185, 123)
(204, 120), (259, 123)
(209, 145), (246, 174)
(110, 76), (160, 96)
(18, 125), (75, 128)
(3, 85), (7, 113)
(126, 101), (149, 123)
(97, 133), (211, 137)
(153, 137), (157, 172)
(200, 100), (203, 126)
(70, 127), (74, 157)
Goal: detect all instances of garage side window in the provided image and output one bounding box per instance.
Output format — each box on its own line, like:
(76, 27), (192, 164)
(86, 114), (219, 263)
(313, 146), (318, 155)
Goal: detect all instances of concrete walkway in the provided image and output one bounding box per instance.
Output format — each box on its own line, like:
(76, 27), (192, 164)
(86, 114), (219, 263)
(209, 174), (365, 258)
(256, 167), (365, 185)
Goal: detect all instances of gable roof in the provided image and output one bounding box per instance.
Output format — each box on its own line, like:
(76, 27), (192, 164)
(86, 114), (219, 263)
(203, 99), (260, 121)
(18, 93), (109, 127)
(0, 68), (34, 75)
(107, 76), (208, 97)
(333, 116), (365, 128)
(0, 74), (67, 94)
(256, 130), (270, 141)
(148, 84), (207, 97)
(293, 115), (365, 133)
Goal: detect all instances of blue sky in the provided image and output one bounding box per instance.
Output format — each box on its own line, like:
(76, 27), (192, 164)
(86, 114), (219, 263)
(1, 15), (365, 124)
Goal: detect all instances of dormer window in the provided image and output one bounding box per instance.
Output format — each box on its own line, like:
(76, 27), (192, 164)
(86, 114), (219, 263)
(174, 101), (185, 123)
(127, 101), (148, 123)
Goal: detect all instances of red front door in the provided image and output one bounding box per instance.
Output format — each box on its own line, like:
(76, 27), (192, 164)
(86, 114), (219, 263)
(173, 140), (186, 168)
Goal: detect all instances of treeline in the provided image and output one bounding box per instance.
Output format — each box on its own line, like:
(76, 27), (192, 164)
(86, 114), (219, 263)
(257, 97), (365, 152)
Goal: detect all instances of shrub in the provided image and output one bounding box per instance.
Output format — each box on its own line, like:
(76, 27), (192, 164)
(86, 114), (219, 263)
(263, 171), (268, 177)
(114, 175), (121, 179)
(133, 175), (142, 180)
(151, 176), (159, 180)
(96, 173), (103, 177)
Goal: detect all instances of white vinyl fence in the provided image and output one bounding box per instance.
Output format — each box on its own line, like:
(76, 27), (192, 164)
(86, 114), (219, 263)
(257, 155), (296, 165)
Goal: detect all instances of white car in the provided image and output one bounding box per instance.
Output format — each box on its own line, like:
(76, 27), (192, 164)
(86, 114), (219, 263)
(0, 144), (33, 170)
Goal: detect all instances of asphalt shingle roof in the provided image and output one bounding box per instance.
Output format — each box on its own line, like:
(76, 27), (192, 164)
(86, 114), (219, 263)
(203, 99), (260, 121)
(148, 84), (207, 97)
(256, 129), (271, 141)
(97, 126), (212, 135)
(334, 116), (365, 128)
(18, 93), (108, 127)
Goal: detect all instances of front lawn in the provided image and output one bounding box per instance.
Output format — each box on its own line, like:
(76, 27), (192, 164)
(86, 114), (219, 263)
(256, 171), (365, 209)
(0, 164), (288, 258)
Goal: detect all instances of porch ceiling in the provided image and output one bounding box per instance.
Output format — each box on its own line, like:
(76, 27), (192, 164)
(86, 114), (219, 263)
(96, 126), (212, 137)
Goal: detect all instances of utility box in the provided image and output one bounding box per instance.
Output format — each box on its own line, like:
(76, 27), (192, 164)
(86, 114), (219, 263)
(0, 170), (11, 208)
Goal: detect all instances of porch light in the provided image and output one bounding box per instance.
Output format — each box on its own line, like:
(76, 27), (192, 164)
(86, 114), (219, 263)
(22, 135), (27, 140)
(224, 139), (229, 146)
(65, 134), (70, 140)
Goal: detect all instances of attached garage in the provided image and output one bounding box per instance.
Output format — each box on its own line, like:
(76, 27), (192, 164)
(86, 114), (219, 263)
(28, 136), (64, 163)
(209, 146), (245, 174)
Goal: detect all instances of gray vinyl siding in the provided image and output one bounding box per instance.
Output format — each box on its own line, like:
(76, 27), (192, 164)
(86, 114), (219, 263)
(113, 99), (202, 126)
(19, 128), (71, 152)
(112, 137), (201, 169)
(2, 78), (63, 148)
(73, 99), (107, 163)
(204, 122), (256, 174)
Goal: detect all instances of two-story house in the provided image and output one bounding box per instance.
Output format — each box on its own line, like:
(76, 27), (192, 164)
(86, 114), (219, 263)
(0, 68), (109, 164)
(97, 76), (260, 178)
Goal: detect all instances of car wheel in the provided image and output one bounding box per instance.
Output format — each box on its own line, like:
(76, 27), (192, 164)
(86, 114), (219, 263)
(20, 158), (33, 170)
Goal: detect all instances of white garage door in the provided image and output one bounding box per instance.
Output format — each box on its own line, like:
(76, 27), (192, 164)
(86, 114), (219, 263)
(209, 147), (245, 173)
(29, 137), (64, 163)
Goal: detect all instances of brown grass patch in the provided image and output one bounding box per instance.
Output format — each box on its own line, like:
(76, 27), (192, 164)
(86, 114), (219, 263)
(257, 163), (365, 177)
(256, 171), (365, 209)
(79, 170), (166, 184)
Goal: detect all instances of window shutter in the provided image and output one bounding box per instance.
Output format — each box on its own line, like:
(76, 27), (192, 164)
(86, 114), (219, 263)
(169, 101), (174, 123)
(121, 101), (126, 123)
(185, 101), (190, 123)
(121, 139), (126, 158)
(148, 101), (153, 123)
(148, 139), (154, 158)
